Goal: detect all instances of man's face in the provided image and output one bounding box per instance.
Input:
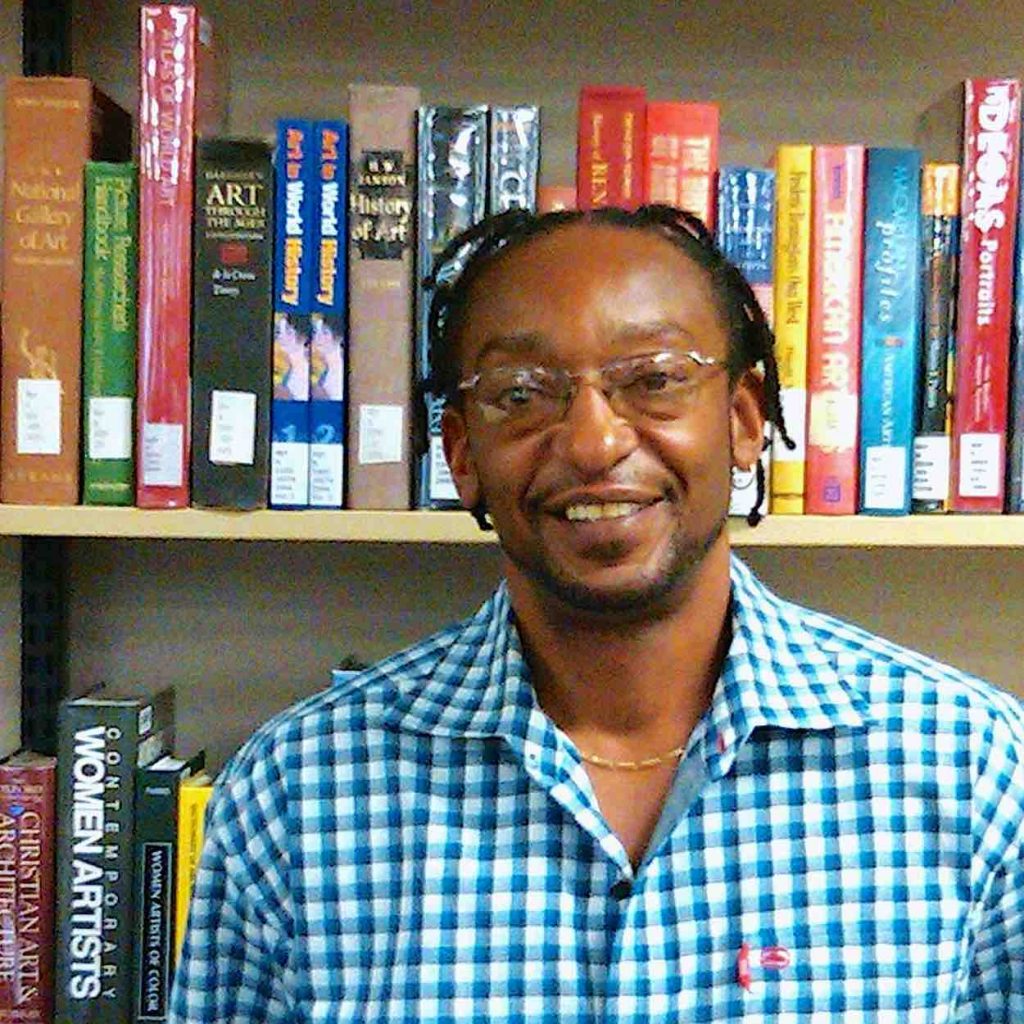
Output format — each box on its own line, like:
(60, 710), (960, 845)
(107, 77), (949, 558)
(442, 222), (763, 619)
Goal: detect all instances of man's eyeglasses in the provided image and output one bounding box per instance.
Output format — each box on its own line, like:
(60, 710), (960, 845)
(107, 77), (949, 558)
(456, 350), (727, 435)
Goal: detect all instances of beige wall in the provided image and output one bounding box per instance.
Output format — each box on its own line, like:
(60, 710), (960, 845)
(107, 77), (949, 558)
(62, 0), (1024, 769)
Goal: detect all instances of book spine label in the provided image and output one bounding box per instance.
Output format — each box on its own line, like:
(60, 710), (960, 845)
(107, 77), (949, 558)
(952, 78), (1021, 511)
(805, 145), (865, 515)
(138, 6), (200, 508)
(309, 121), (349, 509)
(859, 148), (923, 515)
(644, 101), (720, 230)
(0, 758), (56, 1024)
(346, 84), (420, 510)
(489, 106), (540, 213)
(1, 79), (128, 505)
(913, 163), (960, 512)
(416, 106), (489, 509)
(576, 86), (646, 211)
(191, 139), (274, 510)
(1009, 139), (1024, 511)
(770, 145), (813, 514)
(83, 163), (138, 506)
(717, 166), (776, 518)
(270, 120), (316, 508)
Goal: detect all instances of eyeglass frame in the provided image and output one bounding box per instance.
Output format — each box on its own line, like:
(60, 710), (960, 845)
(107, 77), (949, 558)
(454, 348), (730, 432)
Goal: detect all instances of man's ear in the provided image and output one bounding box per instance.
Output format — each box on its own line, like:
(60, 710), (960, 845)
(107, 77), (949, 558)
(729, 369), (767, 471)
(441, 405), (481, 510)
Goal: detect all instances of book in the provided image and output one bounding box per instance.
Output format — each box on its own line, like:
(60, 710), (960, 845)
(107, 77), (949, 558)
(859, 148), (923, 515)
(805, 145), (865, 515)
(137, 5), (224, 509)
(309, 120), (349, 509)
(190, 138), (274, 510)
(1009, 145), (1024, 511)
(131, 752), (204, 1024)
(912, 163), (960, 513)
(769, 144), (814, 514)
(346, 83), (420, 510)
(537, 185), (576, 213)
(173, 773), (213, 958)
(1, 77), (131, 505)
(644, 101), (719, 230)
(920, 79), (1022, 511)
(416, 105), (489, 509)
(82, 163), (138, 507)
(53, 687), (174, 1024)
(489, 105), (540, 214)
(576, 85), (646, 211)
(717, 166), (776, 519)
(0, 752), (57, 1024)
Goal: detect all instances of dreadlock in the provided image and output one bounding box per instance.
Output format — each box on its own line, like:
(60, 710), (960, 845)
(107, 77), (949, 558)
(422, 203), (794, 529)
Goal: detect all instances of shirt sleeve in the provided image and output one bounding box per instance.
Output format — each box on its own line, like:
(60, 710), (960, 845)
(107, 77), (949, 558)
(955, 846), (1024, 1022)
(168, 743), (295, 1024)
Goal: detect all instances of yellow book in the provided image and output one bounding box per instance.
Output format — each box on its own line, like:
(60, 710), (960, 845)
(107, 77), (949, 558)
(174, 771), (214, 957)
(770, 144), (813, 514)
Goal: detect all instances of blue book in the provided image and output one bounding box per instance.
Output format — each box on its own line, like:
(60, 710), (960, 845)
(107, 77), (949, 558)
(859, 148), (923, 514)
(309, 120), (348, 509)
(415, 105), (489, 510)
(717, 166), (775, 519)
(270, 119), (316, 508)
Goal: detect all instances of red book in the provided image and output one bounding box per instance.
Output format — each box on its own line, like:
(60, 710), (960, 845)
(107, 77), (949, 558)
(805, 144), (865, 515)
(137, 5), (223, 508)
(643, 101), (720, 231)
(536, 184), (576, 213)
(576, 85), (646, 211)
(951, 79), (1021, 511)
(0, 753), (57, 1024)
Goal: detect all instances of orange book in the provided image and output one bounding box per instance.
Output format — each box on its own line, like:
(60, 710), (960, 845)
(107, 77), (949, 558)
(1, 77), (130, 505)
(643, 102), (719, 230)
(804, 144), (865, 515)
(537, 184), (576, 213)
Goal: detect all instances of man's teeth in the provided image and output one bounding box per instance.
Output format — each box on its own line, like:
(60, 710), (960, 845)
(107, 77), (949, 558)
(563, 502), (642, 522)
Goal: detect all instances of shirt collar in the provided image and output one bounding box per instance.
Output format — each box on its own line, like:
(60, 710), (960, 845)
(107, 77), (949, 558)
(380, 554), (873, 761)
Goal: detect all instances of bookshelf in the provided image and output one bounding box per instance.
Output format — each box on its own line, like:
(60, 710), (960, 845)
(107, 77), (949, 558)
(0, 0), (1014, 769)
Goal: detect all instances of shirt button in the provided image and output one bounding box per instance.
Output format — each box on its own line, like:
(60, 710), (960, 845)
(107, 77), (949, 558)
(610, 879), (633, 900)
(523, 743), (540, 765)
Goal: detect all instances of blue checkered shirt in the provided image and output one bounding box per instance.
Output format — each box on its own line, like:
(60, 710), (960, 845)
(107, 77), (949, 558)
(170, 556), (1024, 1022)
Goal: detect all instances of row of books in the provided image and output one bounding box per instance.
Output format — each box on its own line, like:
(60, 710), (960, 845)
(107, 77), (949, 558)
(0, 686), (214, 1024)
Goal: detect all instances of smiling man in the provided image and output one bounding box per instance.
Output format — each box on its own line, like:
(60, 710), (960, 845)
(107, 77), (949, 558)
(171, 206), (1024, 1023)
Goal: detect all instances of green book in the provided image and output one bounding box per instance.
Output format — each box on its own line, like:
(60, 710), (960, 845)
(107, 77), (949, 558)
(82, 161), (138, 505)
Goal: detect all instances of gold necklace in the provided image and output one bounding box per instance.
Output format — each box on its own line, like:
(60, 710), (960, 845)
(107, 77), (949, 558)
(576, 743), (687, 772)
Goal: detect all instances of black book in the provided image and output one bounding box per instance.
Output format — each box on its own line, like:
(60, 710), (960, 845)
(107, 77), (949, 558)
(191, 138), (275, 509)
(54, 686), (175, 1024)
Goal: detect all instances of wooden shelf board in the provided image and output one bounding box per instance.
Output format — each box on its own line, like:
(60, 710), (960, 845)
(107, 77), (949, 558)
(3, 506), (1024, 547)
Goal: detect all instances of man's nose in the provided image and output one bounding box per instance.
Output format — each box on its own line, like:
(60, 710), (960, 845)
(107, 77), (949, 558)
(551, 381), (638, 477)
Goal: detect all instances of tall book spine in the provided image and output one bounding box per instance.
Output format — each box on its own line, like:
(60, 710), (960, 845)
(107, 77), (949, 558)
(82, 163), (138, 506)
(913, 163), (960, 513)
(416, 105), (489, 510)
(769, 144), (813, 514)
(951, 79), (1021, 511)
(54, 691), (174, 1024)
(131, 753), (202, 1024)
(173, 778), (213, 958)
(1, 78), (130, 505)
(805, 144), (865, 515)
(346, 83), (420, 510)
(489, 106), (540, 214)
(191, 138), (274, 510)
(1009, 140), (1024, 511)
(576, 85), (646, 211)
(644, 101), (720, 230)
(137, 7), (204, 508)
(309, 120), (349, 509)
(858, 148), (923, 515)
(0, 753), (57, 1024)
(270, 119), (316, 509)
(717, 166), (776, 519)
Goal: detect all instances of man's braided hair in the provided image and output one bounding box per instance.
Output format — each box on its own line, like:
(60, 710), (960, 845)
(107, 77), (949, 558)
(422, 203), (794, 529)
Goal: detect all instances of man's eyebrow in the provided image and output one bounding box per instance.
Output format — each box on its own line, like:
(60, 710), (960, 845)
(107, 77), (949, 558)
(611, 320), (699, 344)
(474, 331), (548, 364)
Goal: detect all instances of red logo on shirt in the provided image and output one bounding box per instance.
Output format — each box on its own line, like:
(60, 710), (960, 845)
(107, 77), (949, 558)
(738, 942), (792, 990)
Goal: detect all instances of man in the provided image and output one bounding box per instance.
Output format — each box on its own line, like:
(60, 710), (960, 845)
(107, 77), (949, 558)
(170, 206), (1024, 1022)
